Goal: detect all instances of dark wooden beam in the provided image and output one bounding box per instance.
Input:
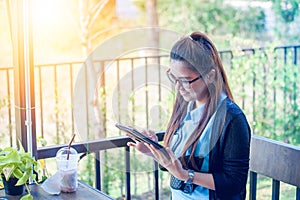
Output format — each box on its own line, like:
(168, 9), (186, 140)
(250, 135), (300, 188)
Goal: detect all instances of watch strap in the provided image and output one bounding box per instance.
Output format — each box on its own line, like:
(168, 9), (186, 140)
(183, 169), (194, 193)
(186, 169), (194, 184)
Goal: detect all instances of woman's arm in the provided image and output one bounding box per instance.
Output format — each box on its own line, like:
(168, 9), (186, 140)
(193, 172), (215, 190)
(177, 169), (215, 190)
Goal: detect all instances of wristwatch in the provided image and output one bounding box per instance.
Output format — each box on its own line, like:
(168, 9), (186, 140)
(183, 169), (194, 193)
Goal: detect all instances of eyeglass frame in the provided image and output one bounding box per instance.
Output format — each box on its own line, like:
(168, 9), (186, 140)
(166, 71), (203, 89)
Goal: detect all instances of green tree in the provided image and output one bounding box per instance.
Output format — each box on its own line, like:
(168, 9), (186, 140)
(272, 0), (299, 22)
(271, 0), (300, 43)
(157, 0), (266, 40)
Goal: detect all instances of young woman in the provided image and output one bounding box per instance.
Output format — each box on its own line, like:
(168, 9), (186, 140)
(127, 31), (251, 200)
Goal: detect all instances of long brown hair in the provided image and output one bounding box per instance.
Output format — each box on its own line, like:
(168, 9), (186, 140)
(164, 31), (233, 169)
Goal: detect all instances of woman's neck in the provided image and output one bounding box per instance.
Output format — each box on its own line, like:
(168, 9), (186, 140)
(195, 96), (208, 108)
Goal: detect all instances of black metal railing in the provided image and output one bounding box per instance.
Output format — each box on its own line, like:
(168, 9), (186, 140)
(1, 45), (299, 148)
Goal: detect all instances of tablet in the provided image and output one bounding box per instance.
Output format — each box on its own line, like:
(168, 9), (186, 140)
(115, 123), (170, 159)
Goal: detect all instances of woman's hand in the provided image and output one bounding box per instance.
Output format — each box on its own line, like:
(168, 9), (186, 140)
(126, 129), (187, 181)
(145, 144), (187, 181)
(126, 129), (158, 157)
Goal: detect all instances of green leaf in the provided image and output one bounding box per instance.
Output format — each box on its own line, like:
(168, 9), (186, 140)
(20, 194), (33, 200)
(13, 168), (24, 179)
(16, 171), (29, 186)
(2, 165), (16, 180)
(18, 140), (25, 154)
(0, 150), (21, 166)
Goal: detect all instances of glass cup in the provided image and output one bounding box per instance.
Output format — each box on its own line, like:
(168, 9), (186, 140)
(56, 147), (79, 193)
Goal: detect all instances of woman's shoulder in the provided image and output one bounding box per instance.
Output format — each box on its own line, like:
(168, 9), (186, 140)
(222, 97), (248, 121)
(224, 97), (244, 113)
(220, 97), (251, 138)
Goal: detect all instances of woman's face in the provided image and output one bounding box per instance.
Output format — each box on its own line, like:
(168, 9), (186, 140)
(169, 60), (209, 106)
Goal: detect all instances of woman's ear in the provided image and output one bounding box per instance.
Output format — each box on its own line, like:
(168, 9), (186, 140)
(206, 69), (216, 84)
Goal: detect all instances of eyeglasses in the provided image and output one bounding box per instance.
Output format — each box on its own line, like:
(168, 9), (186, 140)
(166, 71), (202, 89)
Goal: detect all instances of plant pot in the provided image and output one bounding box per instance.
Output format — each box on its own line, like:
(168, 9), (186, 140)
(1, 175), (24, 196)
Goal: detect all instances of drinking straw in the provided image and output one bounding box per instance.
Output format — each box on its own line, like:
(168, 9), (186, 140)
(67, 134), (76, 160)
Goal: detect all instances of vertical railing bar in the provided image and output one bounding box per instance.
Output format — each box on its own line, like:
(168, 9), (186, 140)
(130, 58), (137, 196)
(155, 55), (161, 200)
(100, 61), (107, 136)
(295, 47), (298, 65)
(157, 55), (163, 128)
(116, 59), (123, 195)
(228, 50), (233, 74)
(98, 60), (106, 193)
(283, 47), (287, 64)
(252, 49), (257, 135)
(117, 60), (120, 124)
(272, 179), (280, 200)
(158, 56), (161, 115)
(273, 48), (277, 137)
(6, 69), (13, 146)
(38, 66), (44, 137)
(54, 65), (59, 143)
(95, 151), (101, 190)
(249, 171), (257, 200)
(262, 50), (267, 123)
(283, 48), (287, 115)
(293, 47), (297, 106)
(84, 62), (89, 139)
(154, 161), (159, 200)
(296, 187), (300, 200)
(125, 146), (131, 200)
(252, 67), (256, 134)
(131, 58), (135, 125)
(145, 57), (149, 128)
(293, 47), (297, 65)
(219, 51), (224, 62)
(70, 63), (74, 134)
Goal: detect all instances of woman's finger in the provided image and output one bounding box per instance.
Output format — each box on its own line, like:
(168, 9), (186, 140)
(125, 133), (140, 143)
(165, 147), (178, 164)
(140, 130), (149, 137)
(127, 142), (136, 147)
(147, 130), (158, 141)
(145, 143), (173, 167)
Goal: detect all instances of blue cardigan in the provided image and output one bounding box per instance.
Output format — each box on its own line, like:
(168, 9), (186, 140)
(209, 97), (251, 199)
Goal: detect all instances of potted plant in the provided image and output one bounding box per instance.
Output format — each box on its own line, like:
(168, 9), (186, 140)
(0, 145), (39, 200)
